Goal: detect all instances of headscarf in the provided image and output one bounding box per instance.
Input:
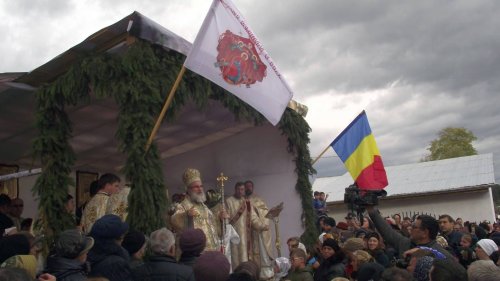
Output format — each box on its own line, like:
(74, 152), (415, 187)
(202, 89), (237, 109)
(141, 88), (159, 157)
(413, 256), (434, 281)
(0, 255), (38, 279)
(273, 257), (290, 280)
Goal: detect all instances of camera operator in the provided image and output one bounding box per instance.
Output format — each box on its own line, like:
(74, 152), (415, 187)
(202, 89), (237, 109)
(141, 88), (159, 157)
(365, 205), (456, 262)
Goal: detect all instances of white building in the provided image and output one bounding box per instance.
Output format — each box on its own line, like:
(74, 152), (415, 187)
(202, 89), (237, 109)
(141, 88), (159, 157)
(313, 154), (498, 223)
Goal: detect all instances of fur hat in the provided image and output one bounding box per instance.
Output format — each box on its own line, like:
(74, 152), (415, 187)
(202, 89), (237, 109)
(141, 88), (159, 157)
(343, 238), (365, 252)
(55, 229), (94, 259)
(183, 168), (201, 187)
(194, 251), (230, 281)
(90, 214), (129, 239)
(179, 228), (206, 255)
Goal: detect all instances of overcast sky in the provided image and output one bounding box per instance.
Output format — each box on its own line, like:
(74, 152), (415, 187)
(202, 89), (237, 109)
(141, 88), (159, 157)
(1, 0), (499, 182)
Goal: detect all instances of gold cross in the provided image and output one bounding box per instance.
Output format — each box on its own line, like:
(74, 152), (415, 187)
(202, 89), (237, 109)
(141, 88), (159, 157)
(217, 172), (228, 187)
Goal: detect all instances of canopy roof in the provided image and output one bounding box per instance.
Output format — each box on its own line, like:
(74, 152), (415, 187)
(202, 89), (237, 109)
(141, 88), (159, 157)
(0, 11), (266, 171)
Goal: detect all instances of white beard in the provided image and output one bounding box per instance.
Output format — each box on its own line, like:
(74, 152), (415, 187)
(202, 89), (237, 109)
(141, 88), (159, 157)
(189, 190), (207, 203)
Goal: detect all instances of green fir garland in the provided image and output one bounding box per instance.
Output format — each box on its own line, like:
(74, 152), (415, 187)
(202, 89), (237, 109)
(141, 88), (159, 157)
(33, 39), (317, 245)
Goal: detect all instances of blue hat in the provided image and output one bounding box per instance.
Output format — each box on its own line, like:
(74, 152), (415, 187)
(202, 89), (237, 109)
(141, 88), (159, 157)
(90, 214), (129, 239)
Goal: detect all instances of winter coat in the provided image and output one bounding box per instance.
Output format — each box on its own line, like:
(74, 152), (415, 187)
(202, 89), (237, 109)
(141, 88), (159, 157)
(313, 258), (345, 281)
(87, 239), (133, 281)
(178, 254), (198, 268)
(287, 266), (314, 281)
(132, 255), (195, 281)
(44, 256), (88, 281)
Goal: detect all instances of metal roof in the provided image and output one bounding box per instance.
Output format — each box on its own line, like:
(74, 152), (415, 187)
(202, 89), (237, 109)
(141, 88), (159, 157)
(313, 153), (496, 202)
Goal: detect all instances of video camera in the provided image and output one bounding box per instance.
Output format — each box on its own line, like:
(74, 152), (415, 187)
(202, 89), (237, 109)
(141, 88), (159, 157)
(344, 183), (387, 223)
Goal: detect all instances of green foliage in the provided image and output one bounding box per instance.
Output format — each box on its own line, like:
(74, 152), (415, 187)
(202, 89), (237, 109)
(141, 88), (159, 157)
(32, 62), (88, 239)
(279, 110), (318, 246)
(33, 39), (316, 244)
(422, 127), (478, 161)
(81, 41), (171, 233)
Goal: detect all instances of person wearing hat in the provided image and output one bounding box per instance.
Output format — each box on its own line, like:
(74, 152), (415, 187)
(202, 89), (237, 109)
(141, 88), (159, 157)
(178, 228), (206, 267)
(171, 168), (223, 252)
(87, 214), (132, 281)
(475, 238), (498, 261)
(314, 238), (346, 281)
(132, 228), (194, 281)
(44, 229), (94, 281)
(81, 173), (122, 234)
(272, 257), (290, 281)
(193, 251), (230, 281)
(121, 230), (147, 269)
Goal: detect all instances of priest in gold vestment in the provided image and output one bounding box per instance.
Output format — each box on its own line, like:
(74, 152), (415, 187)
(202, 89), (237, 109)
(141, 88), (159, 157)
(81, 173), (122, 233)
(170, 168), (221, 251)
(226, 180), (274, 280)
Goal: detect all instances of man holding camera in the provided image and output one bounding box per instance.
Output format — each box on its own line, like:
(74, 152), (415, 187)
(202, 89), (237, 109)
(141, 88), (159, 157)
(365, 205), (454, 261)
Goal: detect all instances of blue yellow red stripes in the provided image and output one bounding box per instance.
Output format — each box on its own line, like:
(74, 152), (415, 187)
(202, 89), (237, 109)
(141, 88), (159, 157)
(331, 112), (372, 162)
(330, 111), (388, 190)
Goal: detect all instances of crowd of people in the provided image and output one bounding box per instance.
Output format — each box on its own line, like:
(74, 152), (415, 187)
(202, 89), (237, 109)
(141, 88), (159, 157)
(2, 173), (500, 281)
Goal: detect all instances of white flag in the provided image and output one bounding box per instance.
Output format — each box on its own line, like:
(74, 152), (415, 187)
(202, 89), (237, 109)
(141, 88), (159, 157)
(184, 0), (293, 125)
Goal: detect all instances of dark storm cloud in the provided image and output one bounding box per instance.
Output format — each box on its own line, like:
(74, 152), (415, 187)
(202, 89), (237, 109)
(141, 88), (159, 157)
(238, 0), (500, 181)
(241, 1), (500, 99)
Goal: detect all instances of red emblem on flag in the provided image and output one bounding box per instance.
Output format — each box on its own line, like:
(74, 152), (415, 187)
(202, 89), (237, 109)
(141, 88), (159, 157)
(215, 30), (267, 87)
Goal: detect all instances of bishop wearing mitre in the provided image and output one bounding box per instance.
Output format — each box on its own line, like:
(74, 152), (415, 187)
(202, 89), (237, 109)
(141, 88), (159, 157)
(170, 168), (222, 251)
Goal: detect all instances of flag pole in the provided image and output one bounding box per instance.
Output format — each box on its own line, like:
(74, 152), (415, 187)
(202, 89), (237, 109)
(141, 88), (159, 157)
(311, 144), (331, 165)
(145, 66), (187, 152)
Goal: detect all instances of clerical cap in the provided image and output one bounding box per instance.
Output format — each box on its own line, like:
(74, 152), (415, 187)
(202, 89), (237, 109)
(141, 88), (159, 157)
(183, 168), (202, 187)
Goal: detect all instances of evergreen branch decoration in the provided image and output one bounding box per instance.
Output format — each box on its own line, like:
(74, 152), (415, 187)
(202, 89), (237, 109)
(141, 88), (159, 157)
(33, 39), (316, 245)
(32, 65), (87, 240)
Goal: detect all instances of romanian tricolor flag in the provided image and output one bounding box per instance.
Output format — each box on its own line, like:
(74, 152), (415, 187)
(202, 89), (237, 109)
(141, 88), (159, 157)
(331, 111), (388, 190)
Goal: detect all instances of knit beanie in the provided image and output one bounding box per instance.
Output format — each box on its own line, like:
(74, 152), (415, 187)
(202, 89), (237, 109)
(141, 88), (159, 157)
(121, 229), (146, 256)
(323, 238), (341, 252)
(194, 251), (230, 281)
(477, 239), (499, 256)
(179, 228), (207, 255)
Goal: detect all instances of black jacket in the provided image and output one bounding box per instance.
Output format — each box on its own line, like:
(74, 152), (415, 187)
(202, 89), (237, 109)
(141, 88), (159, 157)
(87, 239), (133, 281)
(132, 255), (195, 281)
(178, 254), (198, 268)
(313, 258), (345, 281)
(44, 256), (88, 281)
(368, 209), (455, 260)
